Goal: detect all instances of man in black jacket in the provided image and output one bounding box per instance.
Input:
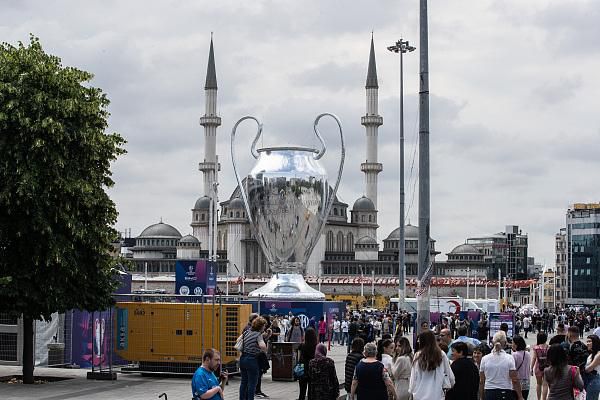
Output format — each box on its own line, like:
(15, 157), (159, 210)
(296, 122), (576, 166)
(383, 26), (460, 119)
(446, 341), (479, 400)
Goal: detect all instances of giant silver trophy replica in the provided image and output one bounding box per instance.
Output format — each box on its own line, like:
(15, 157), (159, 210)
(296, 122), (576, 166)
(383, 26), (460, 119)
(231, 113), (345, 300)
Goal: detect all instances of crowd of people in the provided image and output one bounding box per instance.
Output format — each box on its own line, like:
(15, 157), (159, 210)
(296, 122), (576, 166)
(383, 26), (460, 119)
(190, 306), (600, 400)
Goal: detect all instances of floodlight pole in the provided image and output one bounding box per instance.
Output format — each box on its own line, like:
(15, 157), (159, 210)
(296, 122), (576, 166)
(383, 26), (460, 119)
(387, 38), (415, 310)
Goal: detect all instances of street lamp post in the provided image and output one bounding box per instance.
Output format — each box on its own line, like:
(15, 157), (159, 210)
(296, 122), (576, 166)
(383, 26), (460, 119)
(387, 38), (415, 309)
(466, 267), (471, 299)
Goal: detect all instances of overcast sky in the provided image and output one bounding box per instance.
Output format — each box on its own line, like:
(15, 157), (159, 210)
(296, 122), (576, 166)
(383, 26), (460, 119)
(3, 0), (599, 267)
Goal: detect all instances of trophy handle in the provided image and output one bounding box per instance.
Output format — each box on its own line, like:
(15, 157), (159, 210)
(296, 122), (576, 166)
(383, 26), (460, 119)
(231, 116), (262, 226)
(313, 113), (345, 218)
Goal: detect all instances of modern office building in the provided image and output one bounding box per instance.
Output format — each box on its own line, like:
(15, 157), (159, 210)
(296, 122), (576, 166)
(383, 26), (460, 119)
(467, 225), (528, 280)
(567, 203), (600, 305)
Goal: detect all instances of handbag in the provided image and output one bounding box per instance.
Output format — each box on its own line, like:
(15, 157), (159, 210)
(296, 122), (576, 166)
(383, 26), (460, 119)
(293, 362), (305, 380)
(234, 331), (245, 352)
(570, 366), (586, 400)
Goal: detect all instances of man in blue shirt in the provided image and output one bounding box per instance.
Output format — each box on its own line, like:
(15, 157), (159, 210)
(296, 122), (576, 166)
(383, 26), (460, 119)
(448, 325), (481, 360)
(192, 349), (227, 400)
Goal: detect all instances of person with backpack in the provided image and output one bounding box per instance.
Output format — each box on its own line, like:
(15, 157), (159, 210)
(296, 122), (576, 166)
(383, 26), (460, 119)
(563, 326), (589, 371)
(531, 331), (549, 400)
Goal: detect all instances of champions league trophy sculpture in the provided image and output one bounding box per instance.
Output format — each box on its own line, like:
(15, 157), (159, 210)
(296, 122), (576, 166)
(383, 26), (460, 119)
(231, 113), (345, 300)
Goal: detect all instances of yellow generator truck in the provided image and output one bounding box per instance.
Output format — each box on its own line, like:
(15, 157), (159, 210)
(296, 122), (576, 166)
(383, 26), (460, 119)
(115, 301), (251, 373)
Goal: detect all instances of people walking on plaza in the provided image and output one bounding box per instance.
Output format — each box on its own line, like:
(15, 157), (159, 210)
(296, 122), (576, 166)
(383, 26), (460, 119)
(350, 342), (395, 400)
(541, 344), (584, 400)
(333, 317), (341, 345)
(452, 325), (481, 357)
(523, 315), (532, 338)
(446, 341), (479, 400)
(409, 330), (455, 400)
(307, 344), (339, 400)
(512, 335), (531, 400)
(286, 317), (304, 343)
(548, 323), (566, 345)
(348, 317), (359, 353)
(318, 316), (327, 344)
(531, 331), (549, 400)
(297, 327), (318, 400)
(377, 338), (394, 372)
(192, 349), (227, 400)
(479, 331), (523, 400)
(472, 343), (490, 369)
(341, 317), (349, 346)
(564, 326), (589, 370)
(584, 334), (600, 400)
(344, 337), (365, 394)
(391, 336), (412, 400)
(239, 317), (268, 400)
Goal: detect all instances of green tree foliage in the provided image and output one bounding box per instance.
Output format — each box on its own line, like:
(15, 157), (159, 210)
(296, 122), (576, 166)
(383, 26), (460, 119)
(0, 36), (126, 380)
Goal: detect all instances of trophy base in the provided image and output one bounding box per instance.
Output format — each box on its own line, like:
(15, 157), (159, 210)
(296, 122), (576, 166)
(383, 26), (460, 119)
(248, 273), (325, 300)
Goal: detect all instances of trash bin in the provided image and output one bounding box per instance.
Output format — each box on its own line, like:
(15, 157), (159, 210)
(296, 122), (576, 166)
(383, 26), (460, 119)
(47, 343), (65, 366)
(271, 342), (297, 381)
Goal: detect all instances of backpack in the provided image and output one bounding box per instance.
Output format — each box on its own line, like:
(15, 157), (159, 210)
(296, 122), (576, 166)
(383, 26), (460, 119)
(535, 346), (549, 371)
(569, 341), (589, 368)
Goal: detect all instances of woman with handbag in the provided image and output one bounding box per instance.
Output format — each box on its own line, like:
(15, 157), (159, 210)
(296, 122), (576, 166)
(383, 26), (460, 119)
(512, 336), (531, 400)
(408, 330), (455, 400)
(541, 344), (584, 400)
(239, 317), (268, 400)
(297, 327), (318, 400)
(308, 344), (339, 400)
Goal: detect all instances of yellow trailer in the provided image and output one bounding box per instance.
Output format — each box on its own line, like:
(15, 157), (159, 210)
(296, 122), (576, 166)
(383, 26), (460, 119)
(115, 301), (251, 372)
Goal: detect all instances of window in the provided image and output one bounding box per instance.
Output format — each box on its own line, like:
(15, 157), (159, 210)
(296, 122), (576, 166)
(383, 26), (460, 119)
(326, 231), (334, 251)
(587, 258), (591, 264)
(368, 215), (372, 222)
(236, 211), (240, 218)
(361, 215), (365, 222)
(347, 233), (354, 252)
(195, 213), (198, 221)
(334, 208), (338, 216)
(337, 232), (344, 251)
(201, 214), (205, 221)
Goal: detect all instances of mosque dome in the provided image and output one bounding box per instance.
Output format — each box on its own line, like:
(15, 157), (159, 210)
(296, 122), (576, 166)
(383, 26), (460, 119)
(179, 234), (200, 244)
(229, 197), (245, 209)
(193, 196), (210, 210)
(449, 244), (480, 255)
(356, 236), (378, 245)
(386, 224), (419, 240)
(138, 222), (182, 238)
(352, 196), (375, 211)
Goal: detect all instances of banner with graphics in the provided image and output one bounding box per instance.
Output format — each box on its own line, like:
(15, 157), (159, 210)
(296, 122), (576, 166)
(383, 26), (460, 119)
(176, 260), (209, 296)
(488, 312), (515, 342)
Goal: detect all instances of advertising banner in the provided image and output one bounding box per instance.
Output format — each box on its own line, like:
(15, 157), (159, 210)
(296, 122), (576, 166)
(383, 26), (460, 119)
(116, 307), (128, 351)
(206, 260), (217, 295)
(176, 260), (208, 295)
(257, 301), (346, 329)
(488, 312), (515, 342)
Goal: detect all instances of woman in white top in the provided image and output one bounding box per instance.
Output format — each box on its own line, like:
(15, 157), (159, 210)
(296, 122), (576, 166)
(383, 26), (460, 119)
(378, 338), (395, 372)
(479, 331), (523, 400)
(409, 330), (455, 400)
(584, 334), (600, 400)
(391, 336), (413, 400)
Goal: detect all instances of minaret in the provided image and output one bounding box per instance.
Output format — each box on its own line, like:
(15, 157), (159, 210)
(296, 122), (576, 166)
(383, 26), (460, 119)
(199, 36), (221, 196)
(360, 36), (383, 209)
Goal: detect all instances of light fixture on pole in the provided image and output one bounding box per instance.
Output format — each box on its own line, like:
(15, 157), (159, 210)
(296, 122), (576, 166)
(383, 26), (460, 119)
(387, 38), (415, 309)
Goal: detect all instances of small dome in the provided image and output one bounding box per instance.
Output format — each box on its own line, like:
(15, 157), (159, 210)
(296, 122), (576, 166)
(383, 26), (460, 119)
(450, 244), (480, 255)
(179, 234), (200, 244)
(352, 196), (375, 211)
(386, 224), (419, 240)
(193, 196), (210, 210)
(229, 197), (245, 209)
(138, 222), (182, 238)
(356, 236), (377, 245)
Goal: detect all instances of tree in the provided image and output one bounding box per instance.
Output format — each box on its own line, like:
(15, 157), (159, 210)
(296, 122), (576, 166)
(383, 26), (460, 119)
(0, 36), (126, 383)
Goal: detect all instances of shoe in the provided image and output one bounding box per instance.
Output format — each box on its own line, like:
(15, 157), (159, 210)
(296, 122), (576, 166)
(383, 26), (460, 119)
(256, 392), (269, 398)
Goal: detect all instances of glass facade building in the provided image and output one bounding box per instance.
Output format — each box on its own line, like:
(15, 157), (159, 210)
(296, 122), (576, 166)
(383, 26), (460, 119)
(567, 203), (600, 305)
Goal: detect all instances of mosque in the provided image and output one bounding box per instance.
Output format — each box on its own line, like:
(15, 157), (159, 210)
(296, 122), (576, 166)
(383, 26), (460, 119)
(128, 36), (446, 290)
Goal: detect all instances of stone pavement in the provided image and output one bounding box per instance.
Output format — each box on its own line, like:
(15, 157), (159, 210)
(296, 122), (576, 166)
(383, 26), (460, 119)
(0, 332), (562, 400)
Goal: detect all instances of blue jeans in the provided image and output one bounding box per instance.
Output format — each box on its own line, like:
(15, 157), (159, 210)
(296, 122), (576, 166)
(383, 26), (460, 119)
(341, 332), (348, 345)
(240, 354), (259, 400)
(586, 374), (600, 400)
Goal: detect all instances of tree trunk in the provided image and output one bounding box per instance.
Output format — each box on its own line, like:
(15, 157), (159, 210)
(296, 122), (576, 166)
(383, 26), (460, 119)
(22, 316), (34, 384)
